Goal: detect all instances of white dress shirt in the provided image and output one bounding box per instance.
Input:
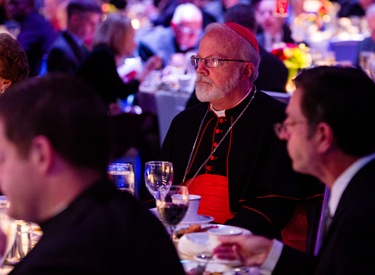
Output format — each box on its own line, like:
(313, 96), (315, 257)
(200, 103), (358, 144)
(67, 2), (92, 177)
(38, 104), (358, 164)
(259, 152), (375, 274)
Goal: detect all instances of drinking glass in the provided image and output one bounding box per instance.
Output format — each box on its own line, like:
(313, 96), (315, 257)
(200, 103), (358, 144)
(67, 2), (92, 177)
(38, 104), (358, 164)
(156, 186), (189, 240)
(107, 163), (135, 195)
(144, 161), (173, 199)
(0, 196), (17, 269)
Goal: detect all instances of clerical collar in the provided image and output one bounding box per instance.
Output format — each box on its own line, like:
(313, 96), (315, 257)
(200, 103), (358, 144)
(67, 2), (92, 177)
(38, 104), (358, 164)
(210, 88), (254, 117)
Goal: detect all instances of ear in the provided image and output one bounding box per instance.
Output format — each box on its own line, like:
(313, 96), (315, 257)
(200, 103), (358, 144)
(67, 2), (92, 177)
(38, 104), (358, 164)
(243, 62), (254, 79)
(171, 22), (178, 33)
(0, 79), (11, 92)
(29, 135), (54, 174)
(314, 122), (334, 154)
(3, 79), (11, 90)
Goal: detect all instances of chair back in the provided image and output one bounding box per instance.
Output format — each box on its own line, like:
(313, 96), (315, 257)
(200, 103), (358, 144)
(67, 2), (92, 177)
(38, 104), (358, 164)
(263, 90), (291, 104)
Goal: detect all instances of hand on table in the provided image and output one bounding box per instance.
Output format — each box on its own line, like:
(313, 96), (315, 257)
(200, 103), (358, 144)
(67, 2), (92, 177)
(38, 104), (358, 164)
(212, 234), (273, 267)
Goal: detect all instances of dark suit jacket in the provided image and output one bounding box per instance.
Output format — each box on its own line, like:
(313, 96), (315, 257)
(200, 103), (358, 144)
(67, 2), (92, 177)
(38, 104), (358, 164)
(274, 158), (375, 275)
(47, 31), (87, 74)
(10, 180), (185, 275)
(16, 11), (57, 77)
(161, 90), (323, 239)
(76, 44), (140, 104)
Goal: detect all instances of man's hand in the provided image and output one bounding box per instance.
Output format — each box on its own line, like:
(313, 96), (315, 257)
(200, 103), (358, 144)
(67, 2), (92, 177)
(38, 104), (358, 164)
(213, 235), (273, 267)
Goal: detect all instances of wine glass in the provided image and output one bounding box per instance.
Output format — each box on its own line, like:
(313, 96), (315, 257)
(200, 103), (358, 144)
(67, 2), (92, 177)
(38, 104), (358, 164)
(156, 186), (189, 240)
(0, 196), (17, 270)
(107, 162), (135, 195)
(144, 161), (173, 199)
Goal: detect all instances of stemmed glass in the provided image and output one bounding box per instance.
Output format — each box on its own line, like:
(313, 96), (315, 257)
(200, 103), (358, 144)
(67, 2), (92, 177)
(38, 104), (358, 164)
(156, 186), (189, 240)
(0, 196), (17, 270)
(144, 161), (174, 199)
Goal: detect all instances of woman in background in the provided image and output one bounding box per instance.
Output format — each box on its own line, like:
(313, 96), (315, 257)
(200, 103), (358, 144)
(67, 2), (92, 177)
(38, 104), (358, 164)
(0, 32), (29, 93)
(76, 12), (162, 108)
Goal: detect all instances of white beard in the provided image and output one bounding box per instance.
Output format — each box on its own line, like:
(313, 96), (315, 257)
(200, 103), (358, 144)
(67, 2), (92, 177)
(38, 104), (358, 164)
(195, 69), (241, 102)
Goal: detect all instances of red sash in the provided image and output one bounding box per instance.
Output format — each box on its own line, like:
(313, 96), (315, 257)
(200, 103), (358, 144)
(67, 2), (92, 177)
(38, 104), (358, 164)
(186, 174), (234, 224)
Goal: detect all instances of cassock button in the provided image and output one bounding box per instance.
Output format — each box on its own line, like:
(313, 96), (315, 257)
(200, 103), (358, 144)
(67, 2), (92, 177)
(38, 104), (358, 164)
(219, 119), (224, 123)
(210, 156), (215, 160)
(215, 129), (221, 134)
(213, 142), (218, 147)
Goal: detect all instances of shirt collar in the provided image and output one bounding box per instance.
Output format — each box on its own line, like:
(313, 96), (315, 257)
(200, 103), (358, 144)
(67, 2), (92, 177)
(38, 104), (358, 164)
(329, 152), (375, 216)
(209, 88), (254, 117)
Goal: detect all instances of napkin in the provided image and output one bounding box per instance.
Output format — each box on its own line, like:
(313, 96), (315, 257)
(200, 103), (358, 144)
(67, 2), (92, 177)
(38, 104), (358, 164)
(178, 232), (211, 257)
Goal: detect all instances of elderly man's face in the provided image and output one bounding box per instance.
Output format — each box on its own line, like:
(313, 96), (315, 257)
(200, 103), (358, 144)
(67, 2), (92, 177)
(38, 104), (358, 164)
(173, 20), (202, 51)
(194, 28), (244, 106)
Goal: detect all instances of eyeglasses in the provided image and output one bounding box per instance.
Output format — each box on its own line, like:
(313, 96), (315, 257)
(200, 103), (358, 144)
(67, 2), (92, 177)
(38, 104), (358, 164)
(190, 55), (249, 68)
(273, 120), (307, 139)
(178, 26), (202, 36)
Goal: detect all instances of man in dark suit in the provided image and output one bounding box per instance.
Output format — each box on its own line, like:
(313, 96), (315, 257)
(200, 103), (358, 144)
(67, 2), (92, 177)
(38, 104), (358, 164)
(46, 0), (102, 74)
(213, 66), (375, 274)
(0, 74), (185, 274)
(8, 0), (57, 77)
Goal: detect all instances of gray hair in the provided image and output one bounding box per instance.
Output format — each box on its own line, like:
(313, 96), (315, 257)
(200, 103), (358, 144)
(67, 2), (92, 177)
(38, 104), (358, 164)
(205, 23), (260, 82)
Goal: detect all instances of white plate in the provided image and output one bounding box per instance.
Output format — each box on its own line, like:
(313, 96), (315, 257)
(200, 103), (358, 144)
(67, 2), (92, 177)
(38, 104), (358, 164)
(181, 260), (234, 274)
(195, 255), (242, 267)
(177, 225), (251, 259)
(180, 214), (214, 225)
(149, 208), (214, 225)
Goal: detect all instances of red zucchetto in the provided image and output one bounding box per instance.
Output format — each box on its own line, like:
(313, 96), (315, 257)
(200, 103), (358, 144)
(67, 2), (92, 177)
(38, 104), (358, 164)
(224, 22), (259, 53)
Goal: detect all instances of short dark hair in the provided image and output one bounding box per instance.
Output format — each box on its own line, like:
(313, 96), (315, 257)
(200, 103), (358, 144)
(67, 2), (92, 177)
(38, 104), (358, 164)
(0, 73), (110, 174)
(294, 66), (375, 157)
(67, 0), (102, 19)
(224, 4), (257, 33)
(0, 33), (29, 83)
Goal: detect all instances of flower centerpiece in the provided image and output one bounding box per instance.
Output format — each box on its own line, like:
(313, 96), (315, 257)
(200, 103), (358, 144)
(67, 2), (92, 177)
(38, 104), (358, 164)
(271, 42), (312, 92)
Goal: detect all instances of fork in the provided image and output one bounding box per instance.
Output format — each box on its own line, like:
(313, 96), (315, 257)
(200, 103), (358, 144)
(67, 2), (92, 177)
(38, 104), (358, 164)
(194, 253), (212, 275)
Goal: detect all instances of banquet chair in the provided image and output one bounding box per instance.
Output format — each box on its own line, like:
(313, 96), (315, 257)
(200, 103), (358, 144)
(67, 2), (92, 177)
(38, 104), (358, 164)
(328, 39), (361, 65)
(154, 91), (190, 144)
(263, 90), (291, 104)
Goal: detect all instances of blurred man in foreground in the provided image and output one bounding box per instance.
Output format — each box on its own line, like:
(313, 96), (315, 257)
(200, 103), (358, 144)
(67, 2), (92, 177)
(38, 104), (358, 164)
(0, 73), (184, 274)
(213, 66), (375, 274)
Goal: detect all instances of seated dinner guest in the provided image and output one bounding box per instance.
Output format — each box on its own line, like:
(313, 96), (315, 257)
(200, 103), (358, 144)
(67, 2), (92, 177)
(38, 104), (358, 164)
(213, 66), (375, 275)
(0, 74), (185, 274)
(138, 2), (203, 67)
(76, 12), (162, 107)
(160, 22), (323, 240)
(0, 32), (29, 94)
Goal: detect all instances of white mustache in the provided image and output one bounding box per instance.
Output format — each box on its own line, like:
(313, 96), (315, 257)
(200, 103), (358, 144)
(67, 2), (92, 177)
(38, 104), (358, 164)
(196, 75), (213, 85)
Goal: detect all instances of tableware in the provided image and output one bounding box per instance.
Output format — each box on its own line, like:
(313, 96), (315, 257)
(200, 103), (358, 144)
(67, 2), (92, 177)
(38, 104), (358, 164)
(180, 214), (214, 225)
(0, 196), (17, 269)
(144, 161), (173, 199)
(149, 207), (213, 225)
(194, 253), (213, 274)
(177, 225), (251, 260)
(156, 186), (189, 240)
(181, 259), (233, 275)
(107, 162), (135, 195)
(185, 194), (201, 218)
(207, 226), (243, 249)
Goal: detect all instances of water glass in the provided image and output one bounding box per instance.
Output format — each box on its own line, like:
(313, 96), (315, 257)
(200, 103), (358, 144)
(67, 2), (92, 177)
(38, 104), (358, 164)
(108, 163), (135, 195)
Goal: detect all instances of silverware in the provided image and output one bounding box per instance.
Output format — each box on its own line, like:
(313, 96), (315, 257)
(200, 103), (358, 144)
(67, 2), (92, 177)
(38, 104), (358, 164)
(194, 253), (212, 275)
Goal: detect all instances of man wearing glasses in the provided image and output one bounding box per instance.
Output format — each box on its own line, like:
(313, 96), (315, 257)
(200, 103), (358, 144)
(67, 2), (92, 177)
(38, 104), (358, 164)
(213, 66), (375, 274)
(160, 22), (323, 247)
